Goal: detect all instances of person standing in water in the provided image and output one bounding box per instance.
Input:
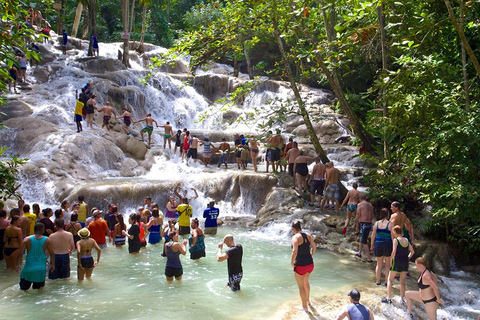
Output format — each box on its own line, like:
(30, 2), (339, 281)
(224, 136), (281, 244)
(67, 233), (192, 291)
(164, 231), (187, 281)
(76, 228), (101, 281)
(203, 201), (220, 235)
(370, 208), (392, 286)
(217, 234), (243, 291)
(48, 219), (75, 280)
(19, 223), (55, 290)
(405, 257), (443, 320)
(336, 289), (375, 320)
(188, 218), (206, 260)
(77, 195), (89, 227)
(3, 216), (22, 271)
(134, 113), (159, 147)
(291, 220), (316, 312)
(85, 95), (97, 129)
(158, 121), (173, 149)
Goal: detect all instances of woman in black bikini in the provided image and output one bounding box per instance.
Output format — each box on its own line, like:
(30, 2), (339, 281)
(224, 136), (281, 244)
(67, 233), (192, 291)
(3, 216), (23, 271)
(406, 257), (443, 320)
(66, 213), (82, 246)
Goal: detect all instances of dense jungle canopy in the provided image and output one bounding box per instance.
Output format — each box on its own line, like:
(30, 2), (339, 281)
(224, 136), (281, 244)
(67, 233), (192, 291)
(1, 0), (480, 254)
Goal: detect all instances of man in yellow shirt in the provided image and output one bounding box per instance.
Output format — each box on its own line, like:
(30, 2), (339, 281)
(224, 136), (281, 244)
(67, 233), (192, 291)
(77, 195), (89, 227)
(22, 204), (37, 236)
(74, 95), (84, 133)
(176, 198), (193, 236)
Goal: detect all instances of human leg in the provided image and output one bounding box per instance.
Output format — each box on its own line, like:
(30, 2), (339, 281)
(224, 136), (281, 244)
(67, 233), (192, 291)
(399, 273), (407, 299)
(405, 290), (422, 313)
(384, 256), (392, 283)
(387, 271), (396, 299)
(303, 272), (312, 306)
(294, 272), (308, 311)
(77, 265), (86, 280)
(425, 301), (439, 320)
(375, 257), (383, 284)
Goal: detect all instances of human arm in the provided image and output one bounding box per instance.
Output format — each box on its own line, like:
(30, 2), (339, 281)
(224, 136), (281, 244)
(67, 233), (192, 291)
(406, 218), (415, 244)
(369, 309), (375, 320)
(134, 117), (145, 124)
(93, 240), (101, 266)
(190, 229), (198, 247)
(45, 238), (55, 271)
(424, 272), (443, 305)
(335, 308), (348, 320)
(153, 119), (159, 127)
(308, 233), (316, 256)
(217, 242), (229, 262)
(176, 239), (188, 255)
(291, 235), (298, 268)
(191, 188), (198, 199)
(391, 238), (398, 258)
(340, 191), (351, 207)
(146, 217), (154, 228)
(370, 222), (377, 251)
(407, 242), (415, 259)
(68, 233), (74, 254)
(174, 183), (182, 201)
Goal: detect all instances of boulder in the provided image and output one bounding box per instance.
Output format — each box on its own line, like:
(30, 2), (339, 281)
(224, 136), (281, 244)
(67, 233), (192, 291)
(1, 100), (33, 121)
(256, 188), (303, 225)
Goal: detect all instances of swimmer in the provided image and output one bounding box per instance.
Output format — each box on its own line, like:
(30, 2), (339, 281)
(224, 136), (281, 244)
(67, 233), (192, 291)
(3, 216), (23, 271)
(188, 218), (206, 260)
(322, 161), (341, 213)
(355, 195), (374, 262)
(118, 107), (133, 135)
(308, 157), (326, 207)
(76, 228), (101, 280)
(405, 257), (443, 320)
(48, 219), (75, 280)
(341, 183), (361, 234)
(249, 136), (260, 172)
(285, 142), (301, 189)
(86, 95), (97, 129)
(293, 154), (316, 196)
(217, 138), (231, 169)
(158, 121), (173, 149)
(217, 234), (243, 291)
(96, 101), (117, 131)
(164, 231), (187, 281)
(291, 220), (316, 312)
(134, 113), (159, 147)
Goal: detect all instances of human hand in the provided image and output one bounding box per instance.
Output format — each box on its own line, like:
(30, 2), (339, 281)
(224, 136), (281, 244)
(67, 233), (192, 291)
(218, 242), (223, 249)
(94, 262), (98, 268)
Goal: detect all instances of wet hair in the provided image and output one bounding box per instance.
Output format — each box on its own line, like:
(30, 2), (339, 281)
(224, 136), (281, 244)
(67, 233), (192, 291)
(145, 196), (152, 201)
(289, 137), (293, 142)
(11, 216), (20, 225)
(55, 218), (65, 228)
(392, 225), (403, 236)
(130, 213), (140, 223)
(152, 202), (159, 209)
(32, 203), (40, 214)
(293, 141), (298, 147)
(116, 214), (125, 231)
(34, 222), (45, 234)
(166, 121), (170, 125)
(292, 220), (302, 231)
(391, 201), (401, 209)
(42, 208), (53, 216)
(23, 204), (30, 213)
(186, 131), (190, 136)
(142, 209), (151, 217)
(168, 218), (177, 225)
(222, 138), (226, 141)
(314, 157), (320, 162)
(147, 113), (151, 117)
(78, 195), (85, 201)
(111, 206), (118, 213)
(177, 130), (181, 133)
(192, 218), (199, 228)
(204, 137), (209, 142)
(360, 194), (367, 201)
(152, 209), (160, 218)
(182, 198), (189, 204)
(379, 208), (390, 220)
(61, 199), (69, 210)
(18, 199), (25, 206)
(0, 210), (6, 218)
(353, 182), (358, 189)
(415, 257), (430, 268)
(71, 213), (78, 222)
(54, 209), (63, 219)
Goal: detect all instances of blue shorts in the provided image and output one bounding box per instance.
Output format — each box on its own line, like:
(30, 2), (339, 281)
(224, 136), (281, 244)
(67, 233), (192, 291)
(75, 114), (83, 122)
(347, 204), (357, 212)
(359, 222), (372, 244)
(48, 253), (70, 279)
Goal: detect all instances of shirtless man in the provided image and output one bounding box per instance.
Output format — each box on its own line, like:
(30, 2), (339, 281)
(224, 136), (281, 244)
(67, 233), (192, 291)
(134, 113), (159, 147)
(293, 154), (316, 197)
(48, 219), (75, 280)
(174, 182), (199, 204)
(187, 135), (200, 165)
(285, 142), (301, 189)
(355, 195), (374, 262)
(340, 182), (361, 234)
(308, 158), (326, 207)
(390, 201), (415, 244)
(85, 95), (97, 129)
(76, 228), (101, 281)
(159, 121), (173, 149)
(96, 101), (117, 131)
(322, 161), (341, 213)
(118, 107), (133, 135)
(217, 138), (231, 169)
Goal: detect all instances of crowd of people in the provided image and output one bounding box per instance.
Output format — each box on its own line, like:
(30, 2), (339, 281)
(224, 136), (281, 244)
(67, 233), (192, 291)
(0, 190), (243, 292)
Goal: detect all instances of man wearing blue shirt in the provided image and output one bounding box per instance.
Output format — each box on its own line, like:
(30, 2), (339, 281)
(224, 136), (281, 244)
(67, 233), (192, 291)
(203, 201), (219, 235)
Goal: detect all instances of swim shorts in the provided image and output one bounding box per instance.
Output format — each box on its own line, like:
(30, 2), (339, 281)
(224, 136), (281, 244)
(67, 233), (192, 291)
(141, 125), (153, 135)
(325, 184), (340, 200)
(310, 179), (325, 195)
(295, 163), (308, 177)
(165, 266), (183, 278)
(294, 263), (314, 275)
(359, 222), (372, 244)
(374, 240), (393, 257)
(103, 115), (111, 126)
(187, 148), (198, 159)
(48, 253), (70, 279)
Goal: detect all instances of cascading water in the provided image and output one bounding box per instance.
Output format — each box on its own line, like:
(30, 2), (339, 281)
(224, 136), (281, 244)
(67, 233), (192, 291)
(1, 38), (479, 320)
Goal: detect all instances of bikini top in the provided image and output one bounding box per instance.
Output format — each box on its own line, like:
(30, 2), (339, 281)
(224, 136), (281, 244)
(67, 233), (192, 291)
(7, 234), (19, 244)
(418, 269), (431, 289)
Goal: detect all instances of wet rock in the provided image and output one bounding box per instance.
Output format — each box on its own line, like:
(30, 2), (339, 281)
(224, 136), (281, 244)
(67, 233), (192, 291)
(3, 118), (58, 155)
(257, 188), (303, 225)
(322, 215), (345, 228)
(412, 241), (452, 276)
(1, 100), (33, 121)
(79, 57), (127, 73)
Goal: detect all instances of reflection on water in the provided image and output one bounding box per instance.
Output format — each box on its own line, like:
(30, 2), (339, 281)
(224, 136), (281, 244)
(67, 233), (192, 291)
(0, 227), (371, 320)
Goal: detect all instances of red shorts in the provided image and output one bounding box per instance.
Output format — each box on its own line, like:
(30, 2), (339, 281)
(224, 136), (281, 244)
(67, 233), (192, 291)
(294, 263), (314, 275)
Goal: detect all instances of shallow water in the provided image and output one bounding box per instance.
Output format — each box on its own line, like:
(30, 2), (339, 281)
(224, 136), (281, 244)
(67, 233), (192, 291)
(0, 226), (371, 320)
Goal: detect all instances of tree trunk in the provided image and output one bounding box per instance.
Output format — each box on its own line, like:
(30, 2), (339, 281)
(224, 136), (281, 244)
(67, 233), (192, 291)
(459, 0), (470, 108)
(81, 8), (89, 39)
(86, 0), (97, 56)
(377, 1), (389, 157)
(121, 0), (131, 68)
(139, 3), (147, 52)
(444, 0), (480, 80)
(129, 0), (136, 43)
(72, 3), (83, 38)
(233, 51), (239, 77)
(242, 40), (253, 79)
